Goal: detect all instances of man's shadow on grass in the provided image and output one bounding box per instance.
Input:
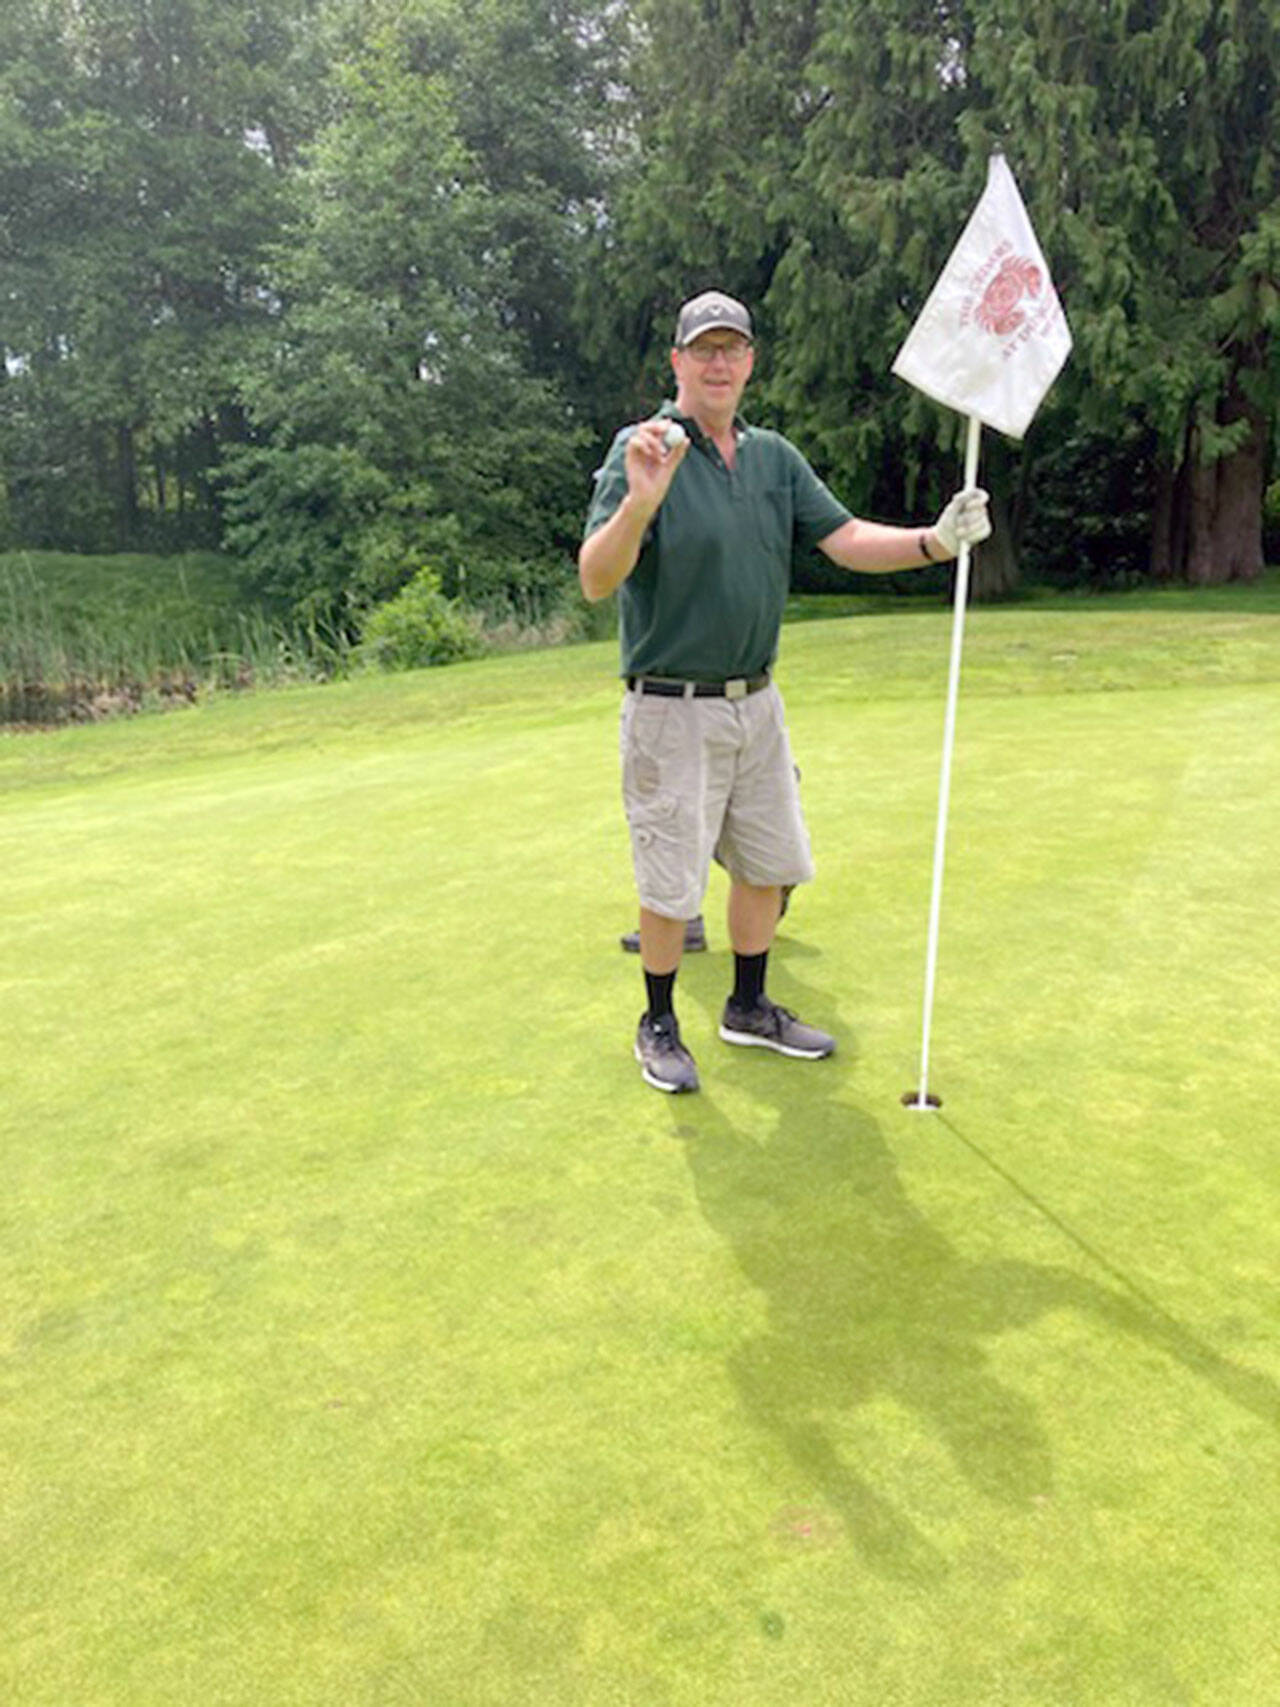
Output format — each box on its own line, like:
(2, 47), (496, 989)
(673, 950), (1280, 1584)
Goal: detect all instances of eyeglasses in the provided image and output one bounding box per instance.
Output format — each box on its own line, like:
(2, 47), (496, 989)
(680, 339), (753, 365)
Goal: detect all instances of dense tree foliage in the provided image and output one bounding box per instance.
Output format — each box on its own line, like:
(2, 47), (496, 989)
(226, 0), (625, 619)
(1, 0), (1276, 608)
(0, 0), (322, 549)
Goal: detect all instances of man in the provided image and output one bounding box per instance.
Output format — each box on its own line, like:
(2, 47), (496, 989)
(579, 290), (990, 1094)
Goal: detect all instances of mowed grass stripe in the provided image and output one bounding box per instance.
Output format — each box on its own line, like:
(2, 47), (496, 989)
(2, 604), (1278, 1706)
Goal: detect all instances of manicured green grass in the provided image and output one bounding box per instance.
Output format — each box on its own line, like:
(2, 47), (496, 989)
(2, 600), (1279, 1705)
(786, 562), (1280, 620)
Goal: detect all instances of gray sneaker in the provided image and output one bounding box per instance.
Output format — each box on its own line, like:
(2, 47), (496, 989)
(620, 915), (707, 954)
(719, 997), (835, 1059)
(635, 1012), (700, 1093)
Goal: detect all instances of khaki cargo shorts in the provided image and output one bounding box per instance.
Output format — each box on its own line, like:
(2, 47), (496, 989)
(619, 680), (815, 920)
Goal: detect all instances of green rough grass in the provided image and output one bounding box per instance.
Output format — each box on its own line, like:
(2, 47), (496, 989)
(2, 599), (1279, 1705)
(0, 548), (249, 646)
(0, 550), (330, 719)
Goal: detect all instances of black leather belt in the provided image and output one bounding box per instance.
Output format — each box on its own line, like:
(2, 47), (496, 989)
(626, 672), (770, 700)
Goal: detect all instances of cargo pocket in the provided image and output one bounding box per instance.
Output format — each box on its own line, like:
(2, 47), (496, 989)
(629, 789), (693, 915)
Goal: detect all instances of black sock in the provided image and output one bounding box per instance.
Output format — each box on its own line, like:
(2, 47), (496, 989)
(644, 968), (676, 1022)
(732, 950), (768, 1010)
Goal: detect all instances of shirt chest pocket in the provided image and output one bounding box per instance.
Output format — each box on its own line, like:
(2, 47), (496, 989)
(745, 482), (794, 562)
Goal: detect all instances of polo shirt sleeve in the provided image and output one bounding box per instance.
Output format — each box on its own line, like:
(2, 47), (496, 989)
(583, 428), (635, 540)
(785, 440), (853, 549)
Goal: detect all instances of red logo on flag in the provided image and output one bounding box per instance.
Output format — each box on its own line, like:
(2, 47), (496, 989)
(975, 256), (1044, 337)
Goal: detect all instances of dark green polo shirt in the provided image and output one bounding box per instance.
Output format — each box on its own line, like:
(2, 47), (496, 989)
(583, 405), (852, 680)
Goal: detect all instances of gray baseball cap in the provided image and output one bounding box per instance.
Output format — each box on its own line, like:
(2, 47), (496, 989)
(674, 291), (753, 347)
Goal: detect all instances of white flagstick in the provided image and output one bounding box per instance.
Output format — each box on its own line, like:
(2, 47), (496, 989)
(905, 413), (982, 1111)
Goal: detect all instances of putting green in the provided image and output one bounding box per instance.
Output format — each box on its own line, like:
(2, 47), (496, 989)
(2, 603), (1278, 1705)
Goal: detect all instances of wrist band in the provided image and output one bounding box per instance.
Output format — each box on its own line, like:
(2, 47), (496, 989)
(919, 532), (937, 562)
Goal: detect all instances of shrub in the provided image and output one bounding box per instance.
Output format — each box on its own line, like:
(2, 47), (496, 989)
(442, 552), (574, 620)
(220, 444), (396, 621)
(356, 567), (483, 670)
(438, 551), (613, 650)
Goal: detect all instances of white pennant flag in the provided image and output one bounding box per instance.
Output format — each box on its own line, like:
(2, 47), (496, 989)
(892, 152), (1071, 439)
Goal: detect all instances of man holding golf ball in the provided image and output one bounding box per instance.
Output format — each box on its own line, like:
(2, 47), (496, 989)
(579, 290), (991, 1094)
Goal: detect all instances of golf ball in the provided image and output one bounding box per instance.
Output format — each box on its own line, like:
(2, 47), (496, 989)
(662, 422), (688, 451)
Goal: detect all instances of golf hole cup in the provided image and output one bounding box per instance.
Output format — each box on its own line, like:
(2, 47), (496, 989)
(901, 1091), (942, 1111)
(661, 421), (688, 453)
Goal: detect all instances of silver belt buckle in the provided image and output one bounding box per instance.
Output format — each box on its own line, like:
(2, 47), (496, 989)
(724, 677), (748, 700)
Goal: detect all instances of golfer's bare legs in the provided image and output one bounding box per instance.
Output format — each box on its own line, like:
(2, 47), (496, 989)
(639, 908), (687, 974)
(728, 880), (781, 955)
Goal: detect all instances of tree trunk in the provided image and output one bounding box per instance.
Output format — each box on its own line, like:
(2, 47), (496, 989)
(970, 438), (1022, 601)
(1167, 365), (1267, 586)
(116, 423), (140, 542)
(969, 497), (1021, 600)
(1184, 444), (1218, 585)
(1149, 454), (1188, 582)
(1211, 393), (1266, 583)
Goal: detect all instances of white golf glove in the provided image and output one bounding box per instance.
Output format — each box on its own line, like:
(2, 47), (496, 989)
(933, 487), (992, 557)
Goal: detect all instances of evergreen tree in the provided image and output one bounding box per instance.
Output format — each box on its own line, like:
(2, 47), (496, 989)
(584, 0), (1279, 589)
(582, 0), (827, 428)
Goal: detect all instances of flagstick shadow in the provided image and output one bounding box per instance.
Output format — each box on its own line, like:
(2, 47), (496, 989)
(935, 1112), (1280, 1434)
(670, 959), (1280, 1583)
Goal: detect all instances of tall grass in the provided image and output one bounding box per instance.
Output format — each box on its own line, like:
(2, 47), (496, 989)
(0, 553), (347, 726)
(7, 546), (1274, 728)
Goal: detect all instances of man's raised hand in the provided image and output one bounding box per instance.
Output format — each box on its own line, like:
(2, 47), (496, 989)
(624, 417), (690, 512)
